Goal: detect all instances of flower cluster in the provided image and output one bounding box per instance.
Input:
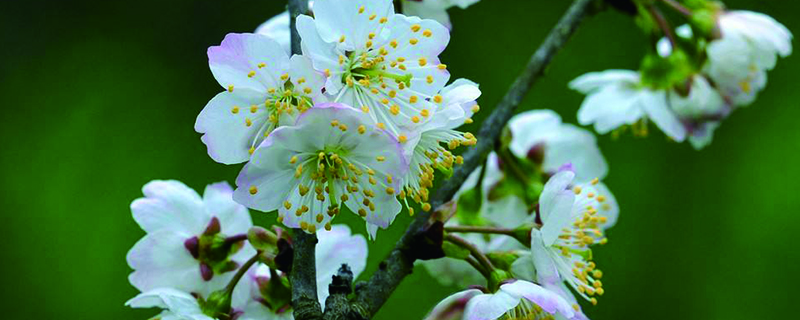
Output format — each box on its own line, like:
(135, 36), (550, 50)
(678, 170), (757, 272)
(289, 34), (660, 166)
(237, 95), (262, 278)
(125, 179), (368, 320)
(196, 0), (481, 238)
(571, 3), (791, 149)
(422, 110), (618, 320)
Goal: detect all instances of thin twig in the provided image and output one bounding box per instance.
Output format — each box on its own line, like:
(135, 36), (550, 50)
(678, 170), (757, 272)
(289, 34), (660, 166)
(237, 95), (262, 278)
(647, 4), (677, 47)
(349, 0), (597, 317)
(444, 234), (495, 272)
(444, 225), (517, 236)
(660, 0), (693, 17)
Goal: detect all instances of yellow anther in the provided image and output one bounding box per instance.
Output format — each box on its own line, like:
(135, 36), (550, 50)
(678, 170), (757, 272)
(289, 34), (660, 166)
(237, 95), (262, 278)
(409, 38), (418, 45)
(324, 69), (331, 77)
(361, 106), (370, 113)
(398, 135), (407, 143)
(420, 109), (430, 117)
(231, 106), (240, 114)
(358, 5), (364, 14)
(324, 222), (332, 231)
(289, 156), (298, 164)
(597, 195), (607, 202)
(411, 116), (420, 123)
(368, 32), (376, 39)
(369, 14), (376, 20)
(433, 95), (443, 103)
(277, 215), (284, 223)
(387, 176), (394, 184)
(423, 29), (432, 37)
(376, 156), (386, 162)
(389, 105), (400, 115)
(369, 176), (377, 185)
(383, 187), (394, 195)
(250, 105), (258, 113)
(379, 17), (387, 23)
(268, 88), (276, 94)
(283, 201), (292, 210)
(279, 73), (289, 81)
(366, 40), (373, 48)
(248, 147), (255, 155)
(573, 186), (582, 194)
(339, 124), (348, 131)
(249, 186), (258, 195)
(248, 71), (256, 78)
(426, 76), (434, 84)
(358, 208), (367, 217)
(304, 87), (312, 94)
(331, 120), (339, 127)
(422, 203), (431, 212)
(357, 125), (366, 134)
(376, 122), (386, 130)
(228, 85), (234, 92)
(409, 96), (418, 104)
(471, 105), (480, 113)
(388, 90), (397, 98)
(295, 165), (304, 178)
(245, 118), (252, 127)
(390, 40), (398, 48)
(339, 35), (346, 43)
(411, 24), (421, 32)
(399, 64), (406, 71)
(371, 88), (379, 94)
(437, 64), (447, 70)
(455, 156), (463, 164)
(381, 98), (389, 104)
(418, 58), (427, 66)
(408, 207), (415, 216)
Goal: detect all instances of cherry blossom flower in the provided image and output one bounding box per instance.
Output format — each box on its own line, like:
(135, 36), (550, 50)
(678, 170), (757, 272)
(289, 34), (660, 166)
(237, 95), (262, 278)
(296, 0), (452, 136)
(197, 33), (326, 165)
(528, 169), (618, 307)
(127, 180), (255, 298)
(667, 75), (729, 149)
(429, 280), (575, 320)
(234, 225), (367, 319)
(569, 70), (687, 142)
(705, 10), (792, 106)
(126, 288), (215, 320)
(233, 103), (406, 238)
(400, 79), (480, 213)
(507, 110), (607, 183)
(401, 0), (481, 29)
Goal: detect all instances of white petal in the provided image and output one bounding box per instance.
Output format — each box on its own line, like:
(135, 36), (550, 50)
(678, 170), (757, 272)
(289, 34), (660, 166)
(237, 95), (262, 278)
(132, 180), (206, 234)
(640, 90), (686, 141)
(463, 291), (519, 320)
(125, 288), (202, 314)
(296, 15), (343, 94)
(195, 89), (270, 164)
(313, 0), (395, 49)
(233, 136), (297, 213)
(500, 281), (574, 318)
(538, 170), (575, 225)
(203, 182), (253, 236)
(576, 84), (644, 134)
(126, 230), (203, 294)
(543, 124), (608, 183)
(530, 230), (559, 283)
(255, 11), (292, 56)
(568, 70), (639, 94)
(425, 289), (482, 320)
(207, 33), (290, 93)
(509, 254), (536, 282)
(289, 54), (328, 104)
(507, 109), (562, 159)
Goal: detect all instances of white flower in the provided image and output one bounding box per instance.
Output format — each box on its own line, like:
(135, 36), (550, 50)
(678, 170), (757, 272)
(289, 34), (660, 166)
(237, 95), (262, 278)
(127, 181), (255, 298)
(401, 79), (480, 212)
(234, 225), (367, 319)
(705, 10), (792, 106)
(508, 109), (608, 183)
(126, 288), (215, 320)
(197, 33), (327, 165)
(570, 70), (687, 142)
(667, 75), (729, 150)
(424, 289), (480, 320)
(401, 0), (481, 29)
(296, 0), (452, 136)
(430, 280), (575, 320)
(232, 103), (406, 239)
(528, 169), (618, 307)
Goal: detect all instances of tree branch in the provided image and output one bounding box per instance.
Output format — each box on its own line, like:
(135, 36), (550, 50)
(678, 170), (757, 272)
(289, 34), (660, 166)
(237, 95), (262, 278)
(288, 1), (321, 320)
(351, 0), (597, 317)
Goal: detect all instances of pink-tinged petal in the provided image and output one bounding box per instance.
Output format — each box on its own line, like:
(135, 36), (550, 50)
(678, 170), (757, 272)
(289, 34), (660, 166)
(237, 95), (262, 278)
(126, 230), (201, 293)
(640, 90), (686, 141)
(195, 89), (270, 165)
(315, 225), (368, 303)
(500, 281), (574, 319)
(208, 33), (289, 93)
(425, 289), (482, 320)
(296, 15), (343, 94)
(568, 70), (639, 93)
(132, 180), (206, 234)
(289, 55), (328, 104)
(255, 11), (291, 55)
(202, 182), (253, 236)
(463, 291), (518, 320)
(530, 230), (560, 284)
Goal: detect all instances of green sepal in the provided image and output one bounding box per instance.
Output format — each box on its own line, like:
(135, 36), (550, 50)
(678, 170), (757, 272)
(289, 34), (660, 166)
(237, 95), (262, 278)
(488, 270), (512, 292)
(201, 289), (232, 319)
(442, 241), (471, 260)
(261, 269), (293, 313)
(640, 50), (694, 90)
(487, 252), (522, 272)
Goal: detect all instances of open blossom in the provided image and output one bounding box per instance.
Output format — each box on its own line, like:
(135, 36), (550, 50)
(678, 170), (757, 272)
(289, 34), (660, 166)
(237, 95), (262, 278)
(667, 75), (729, 149)
(428, 281), (575, 320)
(296, 0), (452, 136)
(233, 103), (406, 238)
(197, 33), (326, 165)
(705, 10), (792, 106)
(127, 180), (255, 298)
(401, 0), (481, 29)
(401, 79), (480, 213)
(126, 288), (214, 320)
(570, 70), (687, 142)
(507, 109), (607, 183)
(235, 225), (367, 319)
(529, 169), (618, 307)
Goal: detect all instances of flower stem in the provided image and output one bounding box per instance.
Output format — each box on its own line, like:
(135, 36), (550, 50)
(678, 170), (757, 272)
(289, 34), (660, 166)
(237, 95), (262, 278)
(464, 256), (490, 279)
(444, 234), (494, 273)
(444, 225), (517, 236)
(660, 0), (693, 17)
(224, 252), (260, 295)
(498, 148), (530, 185)
(647, 4), (677, 47)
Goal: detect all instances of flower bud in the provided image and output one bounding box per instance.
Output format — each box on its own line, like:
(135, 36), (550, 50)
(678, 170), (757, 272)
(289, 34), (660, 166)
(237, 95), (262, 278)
(247, 226), (278, 251)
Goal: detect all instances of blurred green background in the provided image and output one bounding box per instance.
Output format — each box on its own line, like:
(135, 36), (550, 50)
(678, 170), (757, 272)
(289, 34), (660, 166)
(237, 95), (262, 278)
(1, 0), (797, 319)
